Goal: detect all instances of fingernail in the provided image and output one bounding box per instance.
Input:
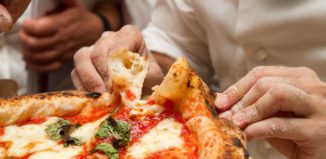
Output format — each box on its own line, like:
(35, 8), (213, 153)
(224, 85), (238, 97)
(219, 110), (233, 120)
(215, 94), (229, 109)
(94, 87), (105, 93)
(232, 112), (247, 127)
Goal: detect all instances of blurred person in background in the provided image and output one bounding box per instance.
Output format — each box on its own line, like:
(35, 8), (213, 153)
(20, 0), (122, 93)
(72, 1), (326, 159)
(19, 0), (156, 94)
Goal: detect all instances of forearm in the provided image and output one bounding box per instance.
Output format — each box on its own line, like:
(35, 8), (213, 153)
(93, 0), (122, 31)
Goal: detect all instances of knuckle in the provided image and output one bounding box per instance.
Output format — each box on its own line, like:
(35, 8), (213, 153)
(250, 66), (268, 79)
(83, 76), (100, 91)
(90, 50), (102, 62)
(255, 77), (273, 92)
(121, 24), (138, 32)
(73, 47), (90, 63)
(268, 118), (287, 136)
(121, 25), (142, 39)
(101, 31), (114, 38)
(270, 84), (288, 103)
(298, 67), (318, 78)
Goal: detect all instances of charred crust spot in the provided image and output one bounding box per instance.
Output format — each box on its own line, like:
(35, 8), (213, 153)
(46, 92), (54, 96)
(39, 95), (46, 99)
(205, 98), (218, 116)
(205, 98), (209, 105)
(86, 92), (102, 99)
(173, 72), (177, 77)
(187, 79), (191, 88)
(62, 92), (74, 97)
(232, 138), (243, 148)
(210, 91), (216, 99)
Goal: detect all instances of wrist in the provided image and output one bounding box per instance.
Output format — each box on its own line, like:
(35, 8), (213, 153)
(94, 12), (112, 32)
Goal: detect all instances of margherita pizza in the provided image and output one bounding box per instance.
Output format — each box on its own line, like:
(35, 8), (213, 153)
(0, 49), (250, 159)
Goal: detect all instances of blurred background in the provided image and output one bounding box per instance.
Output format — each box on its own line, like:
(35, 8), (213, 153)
(0, 0), (155, 96)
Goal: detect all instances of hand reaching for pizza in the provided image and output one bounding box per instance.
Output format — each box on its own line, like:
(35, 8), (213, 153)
(215, 66), (326, 159)
(71, 25), (164, 93)
(20, 0), (104, 73)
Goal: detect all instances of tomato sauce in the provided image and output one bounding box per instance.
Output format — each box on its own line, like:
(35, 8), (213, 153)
(0, 127), (4, 136)
(65, 104), (118, 124)
(125, 90), (136, 101)
(16, 118), (47, 126)
(0, 141), (11, 150)
(12, 154), (32, 159)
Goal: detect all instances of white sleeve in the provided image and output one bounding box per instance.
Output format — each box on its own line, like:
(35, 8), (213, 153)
(142, 0), (212, 77)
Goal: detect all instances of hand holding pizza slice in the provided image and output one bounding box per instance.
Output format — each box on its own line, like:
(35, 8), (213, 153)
(0, 49), (250, 159)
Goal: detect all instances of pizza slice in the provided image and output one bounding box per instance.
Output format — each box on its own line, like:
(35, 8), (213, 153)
(0, 49), (250, 159)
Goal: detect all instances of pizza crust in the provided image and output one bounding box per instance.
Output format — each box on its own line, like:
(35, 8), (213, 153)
(153, 58), (249, 159)
(152, 58), (216, 120)
(0, 91), (112, 126)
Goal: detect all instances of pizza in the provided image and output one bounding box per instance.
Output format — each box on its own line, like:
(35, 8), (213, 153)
(0, 49), (250, 159)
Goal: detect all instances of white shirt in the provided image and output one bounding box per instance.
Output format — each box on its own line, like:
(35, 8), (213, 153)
(124, 0), (157, 29)
(144, 0), (326, 91)
(143, 0), (326, 158)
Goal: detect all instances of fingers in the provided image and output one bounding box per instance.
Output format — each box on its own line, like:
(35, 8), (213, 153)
(244, 117), (309, 141)
(231, 83), (314, 128)
(216, 66), (320, 110)
(91, 25), (145, 79)
(90, 32), (112, 79)
(22, 18), (59, 37)
(19, 29), (61, 51)
(71, 69), (85, 91)
(219, 77), (319, 119)
(73, 47), (105, 92)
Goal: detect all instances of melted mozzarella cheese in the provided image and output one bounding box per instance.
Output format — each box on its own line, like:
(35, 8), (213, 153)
(126, 118), (184, 158)
(0, 117), (67, 157)
(28, 148), (82, 159)
(0, 115), (109, 158)
(70, 115), (108, 145)
(130, 100), (164, 117)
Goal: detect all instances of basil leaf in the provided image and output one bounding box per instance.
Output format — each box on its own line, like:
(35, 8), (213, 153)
(45, 119), (83, 147)
(96, 117), (131, 148)
(45, 119), (71, 141)
(63, 136), (82, 147)
(94, 143), (119, 159)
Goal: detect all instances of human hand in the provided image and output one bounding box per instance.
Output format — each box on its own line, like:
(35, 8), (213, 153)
(0, 0), (30, 32)
(71, 25), (164, 93)
(20, 0), (104, 72)
(215, 66), (326, 159)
